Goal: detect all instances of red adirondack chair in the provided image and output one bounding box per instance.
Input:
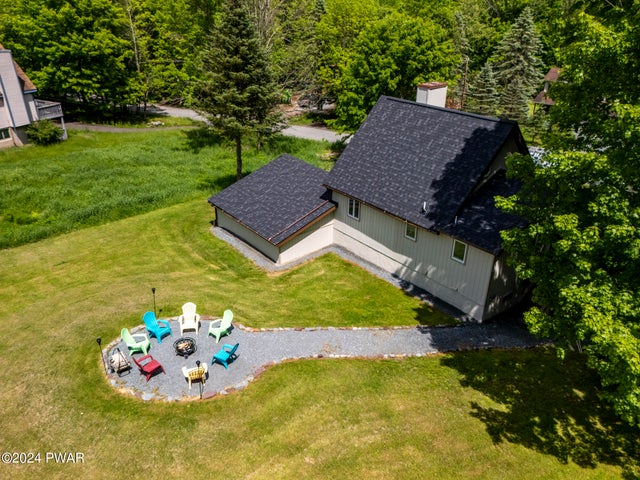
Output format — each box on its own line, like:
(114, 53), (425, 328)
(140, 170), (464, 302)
(132, 354), (165, 382)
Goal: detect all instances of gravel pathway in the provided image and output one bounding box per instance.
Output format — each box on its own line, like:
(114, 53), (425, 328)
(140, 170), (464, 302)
(103, 318), (547, 402)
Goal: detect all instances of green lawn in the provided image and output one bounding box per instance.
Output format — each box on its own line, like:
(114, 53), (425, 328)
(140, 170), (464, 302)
(0, 199), (637, 479)
(0, 128), (332, 248)
(0, 132), (637, 478)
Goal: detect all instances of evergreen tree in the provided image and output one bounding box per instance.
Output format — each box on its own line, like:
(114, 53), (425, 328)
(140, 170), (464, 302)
(492, 7), (544, 120)
(194, 0), (281, 180)
(499, 77), (531, 121)
(465, 62), (499, 117)
(453, 11), (471, 110)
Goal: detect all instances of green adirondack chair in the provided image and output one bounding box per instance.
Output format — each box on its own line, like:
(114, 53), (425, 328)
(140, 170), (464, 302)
(208, 309), (233, 343)
(121, 327), (151, 355)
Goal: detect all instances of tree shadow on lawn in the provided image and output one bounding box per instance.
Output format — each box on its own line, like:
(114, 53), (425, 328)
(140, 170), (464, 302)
(180, 126), (225, 152)
(440, 349), (640, 478)
(196, 173), (238, 193)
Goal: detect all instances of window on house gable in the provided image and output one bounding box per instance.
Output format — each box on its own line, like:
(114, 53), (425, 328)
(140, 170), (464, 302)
(405, 222), (417, 241)
(452, 239), (467, 264)
(347, 198), (360, 220)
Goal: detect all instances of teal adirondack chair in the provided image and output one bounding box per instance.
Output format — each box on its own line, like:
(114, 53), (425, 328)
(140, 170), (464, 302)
(142, 311), (172, 344)
(121, 327), (151, 355)
(208, 309), (233, 343)
(211, 343), (239, 369)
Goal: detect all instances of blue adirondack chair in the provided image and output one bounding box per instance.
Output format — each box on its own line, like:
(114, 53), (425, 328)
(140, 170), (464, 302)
(211, 343), (239, 369)
(142, 311), (172, 344)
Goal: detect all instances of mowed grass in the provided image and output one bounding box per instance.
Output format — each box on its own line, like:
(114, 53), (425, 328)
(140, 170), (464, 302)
(0, 199), (638, 479)
(0, 128), (332, 248)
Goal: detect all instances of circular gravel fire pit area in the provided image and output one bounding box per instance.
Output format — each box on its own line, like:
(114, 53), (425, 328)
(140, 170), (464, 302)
(173, 337), (197, 358)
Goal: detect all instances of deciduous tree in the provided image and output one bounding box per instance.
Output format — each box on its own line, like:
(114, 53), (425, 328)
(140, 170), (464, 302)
(498, 2), (640, 426)
(6, 0), (135, 107)
(329, 12), (455, 132)
(249, 0), (322, 91)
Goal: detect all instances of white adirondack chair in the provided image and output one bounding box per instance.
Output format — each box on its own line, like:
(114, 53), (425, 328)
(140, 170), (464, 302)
(179, 302), (200, 335)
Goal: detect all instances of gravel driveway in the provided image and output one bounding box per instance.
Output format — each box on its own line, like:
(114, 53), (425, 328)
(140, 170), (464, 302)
(67, 104), (348, 143)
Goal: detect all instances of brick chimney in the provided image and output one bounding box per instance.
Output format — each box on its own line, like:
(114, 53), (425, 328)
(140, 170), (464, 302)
(416, 82), (447, 108)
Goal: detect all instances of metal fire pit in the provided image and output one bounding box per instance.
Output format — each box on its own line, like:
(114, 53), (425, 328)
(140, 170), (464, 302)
(173, 337), (197, 359)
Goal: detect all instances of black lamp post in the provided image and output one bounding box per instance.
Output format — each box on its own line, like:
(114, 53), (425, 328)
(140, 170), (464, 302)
(151, 287), (157, 317)
(196, 360), (203, 399)
(96, 337), (108, 374)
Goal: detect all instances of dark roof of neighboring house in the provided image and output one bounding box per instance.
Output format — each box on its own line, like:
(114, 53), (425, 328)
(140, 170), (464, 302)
(544, 67), (560, 82)
(533, 90), (555, 105)
(323, 96), (527, 252)
(0, 43), (37, 93)
(13, 60), (37, 93)
(208, 154), (335, 246)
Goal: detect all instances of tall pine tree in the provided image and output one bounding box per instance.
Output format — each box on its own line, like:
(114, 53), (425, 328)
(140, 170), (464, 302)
(453, 11), (471, 110)
(466, 62), (499, 117)
(499, 77), (531, 121)
(492, 7), (544, 121)
(194, 0), (280, 180)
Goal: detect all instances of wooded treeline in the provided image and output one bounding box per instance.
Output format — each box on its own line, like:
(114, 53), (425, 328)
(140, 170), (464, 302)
(0, 0), (571, 127)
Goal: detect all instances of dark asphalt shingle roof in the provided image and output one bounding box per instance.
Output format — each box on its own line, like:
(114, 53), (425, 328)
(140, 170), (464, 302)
(439, 171), (525, 253)
(208, 154), (335, 246)
(324, 96), (527, 252)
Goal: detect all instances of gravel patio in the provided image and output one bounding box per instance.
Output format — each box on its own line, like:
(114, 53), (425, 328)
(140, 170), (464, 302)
(102, 316), (546, 402)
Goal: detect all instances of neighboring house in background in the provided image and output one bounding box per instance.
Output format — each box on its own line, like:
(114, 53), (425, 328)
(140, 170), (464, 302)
(533, 67), (560, 112)
(0, 43), (66, 148)
(209, 84), (530, 322)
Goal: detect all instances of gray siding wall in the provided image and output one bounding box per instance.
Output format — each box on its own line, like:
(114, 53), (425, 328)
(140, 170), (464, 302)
(216, 210), (280, 262)
(279, 216), (334, 265)
(483, 253), (521, 319)
(25, 93), (38, 123)
(216, 210), (334, 265)
(0, 51), (31, 127)
(0, 98), (9, 129)
(332, 191), (495, 320)
(12, 126), (28, 146)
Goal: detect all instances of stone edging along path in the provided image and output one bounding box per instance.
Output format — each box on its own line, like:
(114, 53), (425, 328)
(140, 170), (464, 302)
(101, 317), (549, 402)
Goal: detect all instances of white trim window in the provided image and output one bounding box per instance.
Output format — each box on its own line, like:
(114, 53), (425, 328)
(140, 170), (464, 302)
(405, 222), (417, 241)
(347, 197), (360, 220)
(451, 239), (468, 264)
(0, 128), (11, 140)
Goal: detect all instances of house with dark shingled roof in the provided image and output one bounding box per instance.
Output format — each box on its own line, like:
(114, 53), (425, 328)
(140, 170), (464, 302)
(210, 153), (335, 265)
(209, 89), (529, 321)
